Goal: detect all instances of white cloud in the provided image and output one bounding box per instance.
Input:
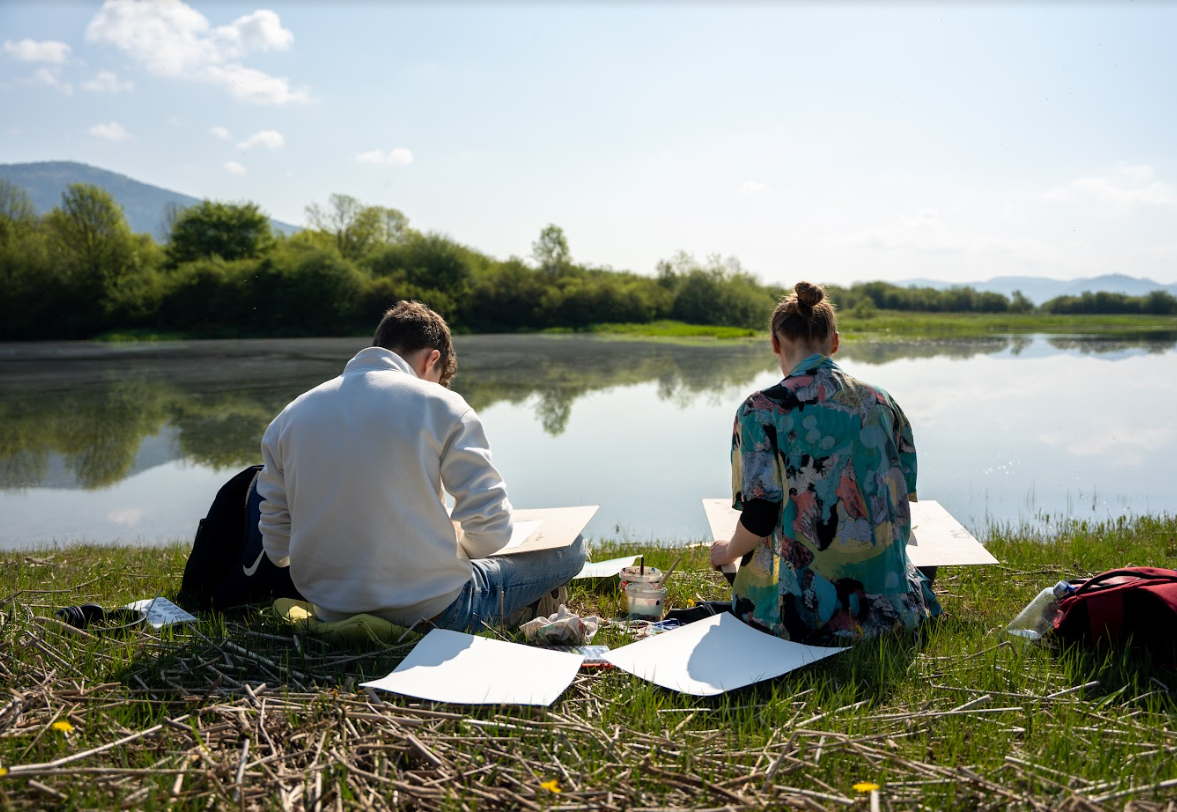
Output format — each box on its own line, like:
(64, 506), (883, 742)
(740, 180), (767, 195)
(236, 129), (284, 150)
(209, 125), (231, 140)
(31, 66), (73, 95)
(223, 160), (247, 175)
(89, 121), (128, 141)
(202, 63), (308, 104)
(85, 0), (309, 105)
(1038, 426), (1172, 469)
(355, 148), (414, 166)
(107, 508), (143, 526)
(2, 38), (72, 64)
(81, 70), (134, 93)
(1044, 164), (1175, 209)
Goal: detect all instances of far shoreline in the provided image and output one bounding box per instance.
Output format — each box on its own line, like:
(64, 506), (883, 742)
(57, 311), (1177, 345)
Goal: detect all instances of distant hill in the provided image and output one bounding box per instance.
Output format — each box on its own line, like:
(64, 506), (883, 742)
(893, 274), (1177, 305)
(0, 161), (298, 239)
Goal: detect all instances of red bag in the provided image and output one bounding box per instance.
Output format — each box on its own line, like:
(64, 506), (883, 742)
(1053, 567), (1177, 651)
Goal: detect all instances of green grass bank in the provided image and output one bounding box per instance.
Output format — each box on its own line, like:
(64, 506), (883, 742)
(1, 516), (1175, 810)
(573, 312), (1177, 341)
(89, 312), (1177, 344)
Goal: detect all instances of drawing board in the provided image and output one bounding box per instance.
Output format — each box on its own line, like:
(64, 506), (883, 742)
(488, 506), (599, 556)
(702, 498), (998, 569)
(603, 612), (847, 696)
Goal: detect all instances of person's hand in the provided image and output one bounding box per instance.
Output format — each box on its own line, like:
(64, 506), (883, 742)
(710, 539), (733, 568)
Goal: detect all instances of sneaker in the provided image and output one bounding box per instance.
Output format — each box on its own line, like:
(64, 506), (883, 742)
(535, 586), (567, 620)
(502, 586), (567, 629)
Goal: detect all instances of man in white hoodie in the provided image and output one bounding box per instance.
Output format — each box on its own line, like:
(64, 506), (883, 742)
(257, 301), (586, 631)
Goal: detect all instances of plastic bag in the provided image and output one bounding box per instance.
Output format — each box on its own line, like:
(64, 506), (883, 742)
(519, 604), (599, 645)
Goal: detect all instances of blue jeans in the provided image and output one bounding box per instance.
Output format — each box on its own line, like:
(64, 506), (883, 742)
(433, 535), (588, 633)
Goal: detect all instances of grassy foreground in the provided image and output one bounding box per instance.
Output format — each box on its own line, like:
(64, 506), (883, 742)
(1, 518), (1175, 811)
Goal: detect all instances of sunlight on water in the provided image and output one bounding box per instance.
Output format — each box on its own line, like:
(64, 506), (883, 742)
(1, 333), (1174, 548)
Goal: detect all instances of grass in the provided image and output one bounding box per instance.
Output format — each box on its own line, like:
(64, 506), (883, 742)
(89, 313), (1177, 344)
(1, 517), (1175, 810)
(547, 313), (1177, 343)
(836, 311), (1177, 339)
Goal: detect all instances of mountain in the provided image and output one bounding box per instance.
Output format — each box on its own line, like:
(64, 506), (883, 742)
(0, 161), (298, 238)
(893, 274), (1177, 305)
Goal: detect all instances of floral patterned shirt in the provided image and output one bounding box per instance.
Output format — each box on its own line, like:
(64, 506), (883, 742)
(730, 354), (940, 642)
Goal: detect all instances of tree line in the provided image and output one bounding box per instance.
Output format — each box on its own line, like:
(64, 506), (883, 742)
(828, 281), (1177, 317)
(1, 180), (1173, 341)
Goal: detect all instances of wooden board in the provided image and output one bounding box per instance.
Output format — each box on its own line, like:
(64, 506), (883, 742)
(701, 498), (998, 569)
(489, 505), (599, 556)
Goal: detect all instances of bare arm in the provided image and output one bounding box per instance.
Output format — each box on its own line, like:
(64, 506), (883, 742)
(710, 519), (766, 568)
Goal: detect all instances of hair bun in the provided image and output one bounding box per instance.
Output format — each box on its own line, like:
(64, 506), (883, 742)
(794, 281), (824, 308)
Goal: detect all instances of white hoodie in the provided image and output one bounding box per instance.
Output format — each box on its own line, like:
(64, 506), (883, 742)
(258, 347), (514, 625)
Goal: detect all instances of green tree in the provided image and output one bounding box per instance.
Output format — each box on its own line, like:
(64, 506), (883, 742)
(43, 183), (140, 327)
(166, 200), (275, 265)
(0, 181), (56, 339)
(851, 297), (878, 319)
(374, 206), (412, 244)
(0, 180), (37, 250)
(1009, 290), (1035, 314)
(532, 224), (571, 274)
(304, 195), (410, 259)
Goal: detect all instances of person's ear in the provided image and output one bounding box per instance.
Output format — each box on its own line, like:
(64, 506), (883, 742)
(425, 349), (442, 380)
(770, 332), (781, 355)
(829, 331), (840, 355)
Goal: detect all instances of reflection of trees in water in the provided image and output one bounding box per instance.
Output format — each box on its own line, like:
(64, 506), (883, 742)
(1045, 333), (1177, 355)
(836, 338), (1014, 364)
(452, 336), (776, 436)
(170, 394), (282, 469)
(0, 348), (331, 490)
(0, 379), (171, 489)
(5, 333), (1175, 489)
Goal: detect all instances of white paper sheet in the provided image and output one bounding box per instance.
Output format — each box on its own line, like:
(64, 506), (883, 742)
(906, 500), (999, 566)
(701, 498), (998, 569)
(501, 520), (543, 551)
(573, 555), (640, 579)
(361, 629), (583, 706)
(123, 597), (197, 629)
(490, 506), (599, 556)
(603, 613), (847, 696)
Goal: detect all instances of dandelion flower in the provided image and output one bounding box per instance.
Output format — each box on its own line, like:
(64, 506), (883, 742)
(853, 782), (879, 793)
(540, 779), (561, 794)
(51, 721), (74, 733)
(0, 767), (7, 777)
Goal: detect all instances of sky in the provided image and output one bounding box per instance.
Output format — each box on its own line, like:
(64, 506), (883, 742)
(2, 1), (1177, 287)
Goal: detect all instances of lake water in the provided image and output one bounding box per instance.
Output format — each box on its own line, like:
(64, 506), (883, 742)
(1, 333), (1175, 549)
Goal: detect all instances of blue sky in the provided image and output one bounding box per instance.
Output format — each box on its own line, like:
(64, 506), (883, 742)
(3, 1), (1176, 285)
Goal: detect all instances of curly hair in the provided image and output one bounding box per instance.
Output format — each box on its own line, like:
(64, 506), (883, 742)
(372, 300), (458, 387)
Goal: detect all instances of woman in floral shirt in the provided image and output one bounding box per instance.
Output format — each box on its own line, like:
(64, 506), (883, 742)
(710, 281), (940, 643)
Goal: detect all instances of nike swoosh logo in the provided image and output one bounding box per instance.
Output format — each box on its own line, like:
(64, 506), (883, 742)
(242, 550), (265, 577)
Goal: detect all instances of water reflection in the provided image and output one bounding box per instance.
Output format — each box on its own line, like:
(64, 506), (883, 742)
(2, 332), (1175, 492)
(2, 333), (1175, 547)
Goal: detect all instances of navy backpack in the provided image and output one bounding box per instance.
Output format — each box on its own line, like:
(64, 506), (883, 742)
(179, 464), (303, 611)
